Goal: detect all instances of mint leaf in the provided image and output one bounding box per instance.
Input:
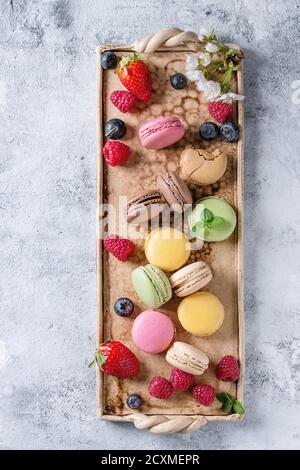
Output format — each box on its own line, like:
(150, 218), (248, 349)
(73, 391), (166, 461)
(210, 216), (225, 226)
(192, 221), (205, 237)
(221, 397), (233, 413)
(233, 400), (245, 415)
(216, 392), (232, 403)
(201, 208), (214, 223)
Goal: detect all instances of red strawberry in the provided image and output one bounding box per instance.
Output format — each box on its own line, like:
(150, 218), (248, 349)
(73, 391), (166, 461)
(110, 90), (137, 113)
(215, 355), (240, 382)
(103, 141), (131, 167)
(104, 235), (134, 262)
(192, 384), (215, 406)
(208, 101), (233, 124)
(148, 376), (173, 399)
(118, 54), (152, 102)
(169, 368), (195, 391)
(89, 340), (140, 378)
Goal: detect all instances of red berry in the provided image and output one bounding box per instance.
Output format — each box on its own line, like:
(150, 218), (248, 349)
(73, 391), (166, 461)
(118, 54), (152, 102)
(215, 355), (240, 382)
(169, 368), (195, 391)
(208, 101), (233, 124)
(148, 376), (173, 399)
(110, 90), (137, 113)
(103, 141), (131, 167)
(89, 340), (140, 379)
(192, 384), (215, 406)
(104, 235), (134, 262)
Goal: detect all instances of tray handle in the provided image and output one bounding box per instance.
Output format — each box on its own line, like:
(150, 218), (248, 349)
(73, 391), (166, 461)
(127, 413), (208, 434)
(131, 27), (201, 53)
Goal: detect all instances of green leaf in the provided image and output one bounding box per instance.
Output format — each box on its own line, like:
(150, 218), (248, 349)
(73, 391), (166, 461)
(221, 397), (233, 413)
(192, 221), (205, 236)
(216, 392), (233, 404)
(201, 208), (214, 223)
(210, 216), (225, 226)
(233, 400), (245, 415)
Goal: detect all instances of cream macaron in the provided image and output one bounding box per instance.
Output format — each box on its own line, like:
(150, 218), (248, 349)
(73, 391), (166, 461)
(166, 341), (209, 375)
(169, 261), (212, 297)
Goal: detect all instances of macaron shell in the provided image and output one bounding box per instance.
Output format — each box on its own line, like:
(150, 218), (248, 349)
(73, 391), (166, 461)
(139, 116), (185, 150)
(156, 172), (193, 213)
(178, 291), (224, 336)
(169, 261), (213, 297)
(166, 341), (209, 375)
(145, 227), (191, 272)
(131, 264), (172, 308)
(127, 191), (165, 223)
(180, 148), (227, 185)
(189, 196), (237, 242)
(132, 266), (161, 307)
(132, 310), (175, 353)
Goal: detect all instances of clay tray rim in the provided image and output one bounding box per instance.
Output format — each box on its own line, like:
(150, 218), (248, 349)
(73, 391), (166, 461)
(95, 45), (244, 428)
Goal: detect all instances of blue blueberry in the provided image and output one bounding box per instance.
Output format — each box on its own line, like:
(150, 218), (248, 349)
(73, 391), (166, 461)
(170, 73), (187, 90)
(126, 394), (143, 409)
(220, 121), (240, 142)
(101, 51), (117, 70)
(105, 118), (126, 140)
(199, 122), (220, 141)
(114, 298), (134, 317)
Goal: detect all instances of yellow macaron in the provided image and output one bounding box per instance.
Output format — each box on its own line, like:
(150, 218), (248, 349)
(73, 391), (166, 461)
(178, 291), (224, 336)
(145, 227), (191, 272)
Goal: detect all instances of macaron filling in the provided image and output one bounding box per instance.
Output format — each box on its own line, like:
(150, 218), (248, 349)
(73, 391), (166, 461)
(139, 117), (182, 140)
(141, 265), (171, 305)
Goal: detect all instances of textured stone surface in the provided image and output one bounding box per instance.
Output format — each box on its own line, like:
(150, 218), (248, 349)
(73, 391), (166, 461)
(1, 0), (300, 450)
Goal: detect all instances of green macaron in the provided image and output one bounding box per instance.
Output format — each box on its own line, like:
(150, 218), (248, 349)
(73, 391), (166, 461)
(189, 196), (237, 242)
(131, 264), (172, 308)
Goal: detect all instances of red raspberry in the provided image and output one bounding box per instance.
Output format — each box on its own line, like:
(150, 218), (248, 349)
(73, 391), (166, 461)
(148, 376), (173, 400)
(104, 235), (135, 262)
(103, 141), (131, 167)
(110, 90), (137, 113)
(169, 368), (195, 391)
(215, 355), (240, 382)
(192, 384), (215, 406)
(208, 101), (233, 124)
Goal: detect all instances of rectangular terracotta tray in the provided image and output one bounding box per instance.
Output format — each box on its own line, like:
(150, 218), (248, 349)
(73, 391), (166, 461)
(95, 36), (244, 434)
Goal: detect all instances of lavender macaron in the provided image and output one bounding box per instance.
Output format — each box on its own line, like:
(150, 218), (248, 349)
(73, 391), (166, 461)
(157, 172), (192, 213)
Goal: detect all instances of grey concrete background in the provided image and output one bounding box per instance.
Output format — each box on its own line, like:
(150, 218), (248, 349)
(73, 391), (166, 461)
(1, 0), (300, 450)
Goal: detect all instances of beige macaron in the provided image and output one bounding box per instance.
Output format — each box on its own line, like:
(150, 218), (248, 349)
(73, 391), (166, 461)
(180, 147), (227, 185)
(169, 261), (212, 297)
(166, 341), (209, 375)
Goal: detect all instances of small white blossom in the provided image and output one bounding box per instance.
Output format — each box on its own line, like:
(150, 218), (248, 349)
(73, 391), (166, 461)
(196, 80), (206, 92)
(199, 28), (209, 41)
(197, 52), (211, 67)
(205, 42), (218, 53)
(186, 69), (206, 83)
(202, 80), (221, 100)
(185, 54), (198, 71)
(217, 92), (245, 103)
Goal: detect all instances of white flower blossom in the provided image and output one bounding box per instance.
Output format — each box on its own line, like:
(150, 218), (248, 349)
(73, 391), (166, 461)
(185, 54), (198, 71)
(205, 42), (218, 53)
(217, 92), (245, 103)
(186, 69), (206, 83)
(197, 52), (211, 67)
(199, 28), (209, 41)
(196, 79), (207, 92)
(202, 80), (221, 100)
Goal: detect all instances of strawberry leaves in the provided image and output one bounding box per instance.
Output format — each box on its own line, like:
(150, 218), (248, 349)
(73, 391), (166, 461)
(216, 392), (245, 416)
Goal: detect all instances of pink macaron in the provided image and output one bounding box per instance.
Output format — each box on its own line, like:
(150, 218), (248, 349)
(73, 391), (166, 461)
(132, 309), (175, 354)
(139, 116), (185, 150)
